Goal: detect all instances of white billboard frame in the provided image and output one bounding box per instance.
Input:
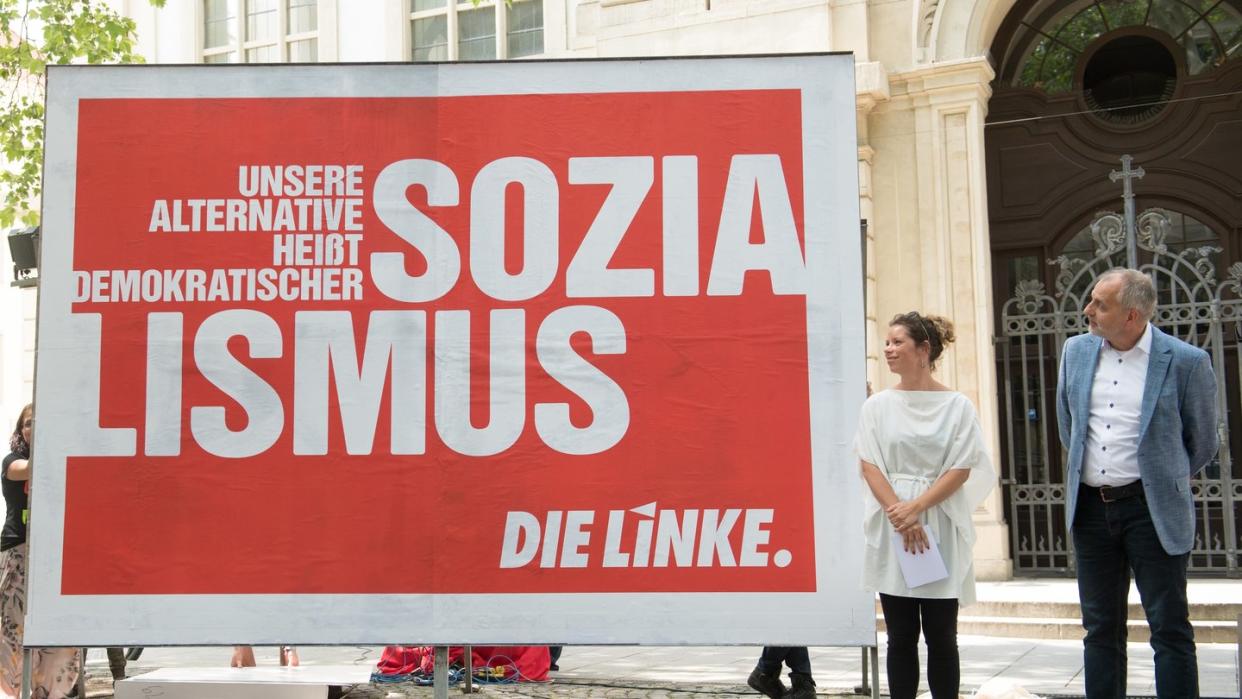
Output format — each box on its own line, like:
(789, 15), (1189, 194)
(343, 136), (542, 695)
(29, 54), (868, 647)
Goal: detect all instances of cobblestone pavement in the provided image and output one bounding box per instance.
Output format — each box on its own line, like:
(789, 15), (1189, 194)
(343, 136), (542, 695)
(82, 666), (865, 699)
(334, 679), (858, 699)
(337, 685), (844, 699)
(74, 632), (1242, 698)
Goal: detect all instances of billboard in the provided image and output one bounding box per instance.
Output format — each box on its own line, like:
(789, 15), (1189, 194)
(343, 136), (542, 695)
(29, 55), (867, 646)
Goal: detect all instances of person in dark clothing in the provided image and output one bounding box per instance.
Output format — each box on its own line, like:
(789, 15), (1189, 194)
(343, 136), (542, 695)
(747, 646), (816, 699)
(0, 404), (81, 698)
(105, 648), (127, 682)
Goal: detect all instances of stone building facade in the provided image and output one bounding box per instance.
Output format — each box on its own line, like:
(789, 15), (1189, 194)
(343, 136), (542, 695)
(8, 0), (1227, 577)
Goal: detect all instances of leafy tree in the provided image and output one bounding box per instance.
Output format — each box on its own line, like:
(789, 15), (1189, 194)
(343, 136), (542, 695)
(0, 0), (162, 228)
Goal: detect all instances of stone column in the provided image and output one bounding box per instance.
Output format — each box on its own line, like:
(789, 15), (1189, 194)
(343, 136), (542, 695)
(856, 62), (890, 385)
(876, 58), (1012, 580)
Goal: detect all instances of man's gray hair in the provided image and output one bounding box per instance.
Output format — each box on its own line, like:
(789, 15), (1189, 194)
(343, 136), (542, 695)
(1100, 268), (1157, 321)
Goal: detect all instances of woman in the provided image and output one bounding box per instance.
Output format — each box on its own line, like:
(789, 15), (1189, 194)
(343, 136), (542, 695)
(855, 313), (994, 699)
(0, 405), (81, 699)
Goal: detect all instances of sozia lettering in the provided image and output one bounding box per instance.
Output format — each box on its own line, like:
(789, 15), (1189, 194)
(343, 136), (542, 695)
(67, 152), (808, 463)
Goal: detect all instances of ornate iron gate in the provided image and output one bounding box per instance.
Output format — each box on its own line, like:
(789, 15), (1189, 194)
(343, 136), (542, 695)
(997, 209), (1242, 576)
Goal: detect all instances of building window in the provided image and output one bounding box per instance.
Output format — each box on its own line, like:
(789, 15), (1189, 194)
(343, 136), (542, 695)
(410, 0), (543, 61)
(203, 0), (318, 63)
(1083, 35), (1178, 122)
(507, 0), (544, 57)
(1012, 0), (1242, 95)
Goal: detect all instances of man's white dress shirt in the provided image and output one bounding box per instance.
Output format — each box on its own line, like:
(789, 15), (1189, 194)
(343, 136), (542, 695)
(1082, 324), (1152, 487)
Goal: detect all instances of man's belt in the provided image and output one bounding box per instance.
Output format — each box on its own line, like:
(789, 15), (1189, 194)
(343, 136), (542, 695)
(1085, 480), (1144, 502)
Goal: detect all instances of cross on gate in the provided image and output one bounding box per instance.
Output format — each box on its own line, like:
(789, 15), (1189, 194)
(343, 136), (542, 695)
(1109, 154), (1145, 268)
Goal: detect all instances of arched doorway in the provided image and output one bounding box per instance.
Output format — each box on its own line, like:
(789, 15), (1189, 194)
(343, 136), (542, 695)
(985, 0), (1242, 576)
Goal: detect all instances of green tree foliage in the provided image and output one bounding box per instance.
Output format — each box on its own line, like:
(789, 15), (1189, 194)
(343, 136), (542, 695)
(0, 0), (162, 227)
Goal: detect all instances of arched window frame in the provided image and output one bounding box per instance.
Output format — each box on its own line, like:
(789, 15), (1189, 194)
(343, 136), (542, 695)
(1003, 0), (1242, 93)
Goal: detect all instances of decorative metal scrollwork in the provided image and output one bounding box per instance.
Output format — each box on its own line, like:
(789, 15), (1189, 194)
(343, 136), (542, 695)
(1188, 248), (1221, 287)
(1049, 255), (1089, 297)
(1136, 209), (1170, 254)
(1010, 279), (1049, 315)
(1090, 212), (1126, 257)
(1222, 262), (1242, 299)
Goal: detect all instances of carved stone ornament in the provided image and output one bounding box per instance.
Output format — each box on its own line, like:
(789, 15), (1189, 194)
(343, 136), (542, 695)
(918, 0), (940, 53)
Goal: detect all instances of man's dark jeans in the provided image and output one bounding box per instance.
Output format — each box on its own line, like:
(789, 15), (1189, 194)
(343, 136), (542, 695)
(756, 646), (811, 676)
(1073, 484), (1198, 698)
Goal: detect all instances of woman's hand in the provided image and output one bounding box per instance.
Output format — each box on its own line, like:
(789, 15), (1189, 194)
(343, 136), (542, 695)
(900, 524), (929, 554)
(885, 499), (924, 532)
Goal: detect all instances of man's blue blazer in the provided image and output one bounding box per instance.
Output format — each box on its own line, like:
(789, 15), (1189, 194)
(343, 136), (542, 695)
(1056, 325), (1219, 555)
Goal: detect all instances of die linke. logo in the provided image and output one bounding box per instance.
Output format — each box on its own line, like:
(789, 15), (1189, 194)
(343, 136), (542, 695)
(499, 503), (793, 569)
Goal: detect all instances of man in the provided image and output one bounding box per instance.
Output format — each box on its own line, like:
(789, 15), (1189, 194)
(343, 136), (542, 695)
(106, 647), (127, 683)
(1056, 268), (1218, 698)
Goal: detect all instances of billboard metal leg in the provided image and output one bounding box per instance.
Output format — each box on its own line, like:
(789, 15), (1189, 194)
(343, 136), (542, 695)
(463, 645), (474, 693)
(434, 646), (449, 699)
(857, 647), (869, 695)
(870, 645), (879, 699)
(19, 647), (31, 699)
(75, 648), (86, 696)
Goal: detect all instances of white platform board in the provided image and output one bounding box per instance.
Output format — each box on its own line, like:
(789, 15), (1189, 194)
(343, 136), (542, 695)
(115, 665), (372, 699)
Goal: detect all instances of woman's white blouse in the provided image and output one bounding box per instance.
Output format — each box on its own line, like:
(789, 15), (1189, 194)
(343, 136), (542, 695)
(854, 389), (995, 605)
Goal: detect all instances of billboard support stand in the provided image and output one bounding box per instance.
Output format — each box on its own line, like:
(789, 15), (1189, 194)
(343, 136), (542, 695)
(19, 647), (31, 699)
(75, 648), (86, 696)
(433, 645), (449, 699)
(463, 645), (474, 693)
(869, 645), (879, 699)
(855, 644), (879, 698)
(857, 647), (867, 694)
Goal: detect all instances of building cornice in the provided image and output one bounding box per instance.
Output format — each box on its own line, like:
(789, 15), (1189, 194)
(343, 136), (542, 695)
(884, 57), (995, 109)
(855, 61), (891, 113)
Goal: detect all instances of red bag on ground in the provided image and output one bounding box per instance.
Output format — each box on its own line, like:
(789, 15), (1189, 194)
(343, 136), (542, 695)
(376, 645), (550, 682)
